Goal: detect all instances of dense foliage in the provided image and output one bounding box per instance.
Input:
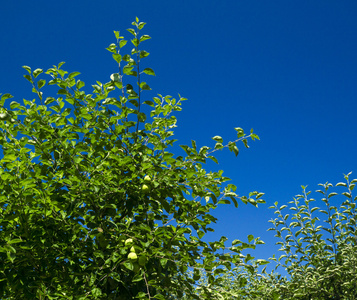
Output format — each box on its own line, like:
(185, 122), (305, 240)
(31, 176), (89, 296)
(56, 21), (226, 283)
(192, 174), (357, 299)
(265, 173), (357, 299)
(0, 19), (264, 299)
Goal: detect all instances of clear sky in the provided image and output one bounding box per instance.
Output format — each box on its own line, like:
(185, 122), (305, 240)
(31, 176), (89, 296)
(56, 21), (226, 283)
(1, 1), (357, 271)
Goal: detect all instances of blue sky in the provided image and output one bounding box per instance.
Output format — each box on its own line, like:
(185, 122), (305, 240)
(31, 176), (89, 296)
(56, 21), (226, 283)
(1, 1), (357, 271)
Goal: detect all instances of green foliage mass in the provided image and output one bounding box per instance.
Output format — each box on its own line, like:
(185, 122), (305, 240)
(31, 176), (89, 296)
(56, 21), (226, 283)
(191, 174), (357, 299)
(0, 18), (263, 299)
(265, 173), (357, 299)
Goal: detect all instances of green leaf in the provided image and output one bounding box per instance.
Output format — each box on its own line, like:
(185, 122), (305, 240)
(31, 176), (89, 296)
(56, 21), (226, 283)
(76, 80), (85, 89)
(5, 245), (16, 253)
(2, 154), (17, 162)
(256, 259), (269, 265)
(228, 142), (239, 156)
(123, 66), (134, 75)
(122, 54), (131, 61)
(106, 43), (117, 53)
(256, 192), (264, 199)
(231, 197), (238, 208)
(110, 73), (121, 83)
(251, 133), (260, 140)
(132, 273), (144, 282)
(142, 68), (155, 76)
(140, 34), (151, 42)
(218, 199), (231, 204)
(214, 143), (223, 150)
(123, 261), (134, 271)
(140, 82), (151, 90)
(22, 65), (31, 73)
(119, 39), (127, 48)
(199, 146), (210, 155)
(37, 79), (46, 89)
(160, 258), (168, 267)
(58, 89), (68, 95)
(131, 38), (139, 47)
(127, 28), (136, 36)
(6, 252), (15, 263)
(112, 54), (122, 63)
(91, 288), (102, 297)
(232, 239), (242, 246)
(129, 100), (139, 107)
(138, 22), (146, 31)
(235, 127), (245, 138)
(8, 238), (23, 244)
(45, 97), (56, 105)
(197, 230), (205, 239)
(143, 100), (154, 106)
(33, 68), (43, 78)
(310, 207), (319, 213)
(208, 156), (218, 164)
(242, 139), (249, 148)
(140, 50), (149, 58)
(212, 136), (223, 143)
(10, 101), (20, 109)
(23, 74), (33, 83)
(73, 156), (83, 164)
(1, 93), (14, 102)
(68, 71), (81, 79)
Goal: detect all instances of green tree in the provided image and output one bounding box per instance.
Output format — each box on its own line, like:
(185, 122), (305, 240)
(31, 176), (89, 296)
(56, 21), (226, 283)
(215, 174), (357, 299)
(266, 173), (357, 299)
(214, 173), (357, 300)
(0, 18), (263, 299)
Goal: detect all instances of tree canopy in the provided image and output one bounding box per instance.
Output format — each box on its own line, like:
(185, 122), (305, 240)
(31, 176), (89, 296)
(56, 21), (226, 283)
(0, 18), (264, 299)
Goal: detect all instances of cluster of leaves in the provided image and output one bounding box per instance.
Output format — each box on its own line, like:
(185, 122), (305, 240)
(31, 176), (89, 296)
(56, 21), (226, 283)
(0, 18), (263, 299)
(266, 172), (357, 299)
(179, 257), (271, 299)
(197, 173), (357, 299)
